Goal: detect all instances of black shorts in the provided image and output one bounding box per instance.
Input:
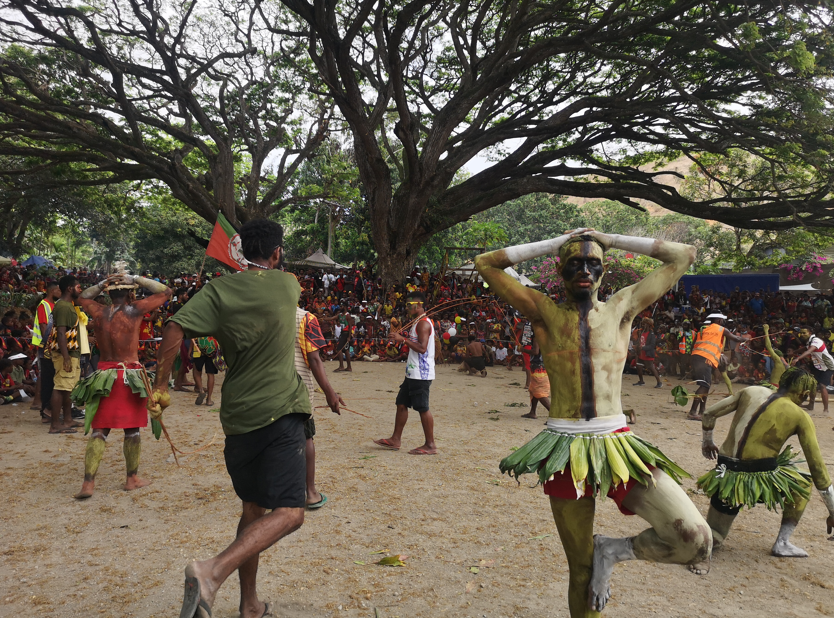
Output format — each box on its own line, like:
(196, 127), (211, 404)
(336, 332), (350, 353)
(465, 356), (486, 371)
(223, 414), (307, 509)
(193, 356), (218, 374)
(395, 378), (432, 413)
(303, 416), (316, 440)
(811, 367), (833, 389)
(690, 355), (714, 388)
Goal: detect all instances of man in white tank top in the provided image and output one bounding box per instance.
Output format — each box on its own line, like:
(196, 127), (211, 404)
(373, 291), (437, 455)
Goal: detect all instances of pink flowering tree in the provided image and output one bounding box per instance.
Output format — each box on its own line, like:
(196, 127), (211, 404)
(778, 253), (832, 283)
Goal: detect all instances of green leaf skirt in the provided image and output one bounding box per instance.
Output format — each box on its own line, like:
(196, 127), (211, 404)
(499, 428), (690, 499)
(696, 446), (811, 511)
(71, 368), (160, 439)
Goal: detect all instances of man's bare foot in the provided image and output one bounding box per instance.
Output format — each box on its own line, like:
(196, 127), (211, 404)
(205, 400), (214, 407)
(521, 412), (538, 419)
(123, 476), (151, 491)
(75, 479), (95, 500)
(408, 445), (437, 455)
(373, 438), (401, 450)
(686, 413), (702, 421)
(181, 561), (219, 618)
(626, 410), (637, 424)
(771, 539), (808, 557)
(588, 535), (635, 612)
(334, 367), (344, 372)
(345, 367), (352, 372)
(688, 559), (710, 575)
(174, 386), (192, 392)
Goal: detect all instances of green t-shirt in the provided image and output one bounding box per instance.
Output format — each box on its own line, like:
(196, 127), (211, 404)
(52, 300), (81, 358)
(171, 269), (311, 435)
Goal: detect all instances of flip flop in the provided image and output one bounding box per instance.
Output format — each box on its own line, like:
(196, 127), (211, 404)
(48, 427), (77, 434)
(260, 602), (273, 617)
(373, 438), (399, 450)
(307, 493), (328, 510)
(408, 447), (438, 455)
(180, 565), (212, 618)
(195, 393), (205, 406)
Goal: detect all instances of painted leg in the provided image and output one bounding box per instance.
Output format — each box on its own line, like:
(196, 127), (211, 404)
(688, 505), (737, 575)
(720, 371), (734, 396)
(589, 469), (711, 610)
(549, 496), (600, 618)
(772, 492), (809, 557)
(123, 429), (151, 491)
(75, 431), (107, 499)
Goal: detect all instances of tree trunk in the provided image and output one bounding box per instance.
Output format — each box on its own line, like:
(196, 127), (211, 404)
(327, 205), (334, 258)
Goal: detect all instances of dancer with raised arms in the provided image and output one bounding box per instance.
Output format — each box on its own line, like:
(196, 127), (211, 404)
(476, 229), (710, 617)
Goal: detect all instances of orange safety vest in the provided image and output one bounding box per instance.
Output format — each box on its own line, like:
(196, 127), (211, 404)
(691, 324), (725, 367)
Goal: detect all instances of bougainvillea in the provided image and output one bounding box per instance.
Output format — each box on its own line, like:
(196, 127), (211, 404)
(778, 253), (832, 283)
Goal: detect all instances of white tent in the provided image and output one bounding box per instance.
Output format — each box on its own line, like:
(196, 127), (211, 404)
(292, 249), (350, 270)
(446, 265), (539, 287)
(779, 283), (820, 291)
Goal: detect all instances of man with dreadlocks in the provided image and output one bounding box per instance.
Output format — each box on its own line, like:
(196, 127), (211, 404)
(476, 229), (710, 617)
(72, 267), (172, 499)
(690, 367), (834, 574)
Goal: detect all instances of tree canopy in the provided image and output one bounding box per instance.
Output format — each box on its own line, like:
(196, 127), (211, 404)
(0, 0), (330, 225)
(274, 0), (834, 280)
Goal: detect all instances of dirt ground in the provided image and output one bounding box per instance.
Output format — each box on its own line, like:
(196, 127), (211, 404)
(2, 362), (834, 618)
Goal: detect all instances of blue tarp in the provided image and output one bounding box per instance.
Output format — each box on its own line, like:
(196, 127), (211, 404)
(21, 255), (54, 267)
(679, 274), (780, 295)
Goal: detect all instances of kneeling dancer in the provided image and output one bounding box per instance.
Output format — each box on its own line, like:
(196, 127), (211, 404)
(476, 230), (710, 617)
(73, 271), (172, 499)
(692, 368), (834, 573)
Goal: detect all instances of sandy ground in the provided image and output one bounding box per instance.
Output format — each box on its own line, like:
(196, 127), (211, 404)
(1, 362), (834, 618)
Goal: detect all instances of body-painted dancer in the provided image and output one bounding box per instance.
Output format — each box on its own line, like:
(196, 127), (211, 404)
(691, 368), (834, 574)
(73, 271), (172, 499)
(476, 230), (710, 617)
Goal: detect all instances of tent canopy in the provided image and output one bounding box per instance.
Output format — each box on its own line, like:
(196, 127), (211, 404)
(446, 265), (539, 287)
(292, 249), (349, 270)
(21, 255), (54, 267)
(779, 283), (820, 292)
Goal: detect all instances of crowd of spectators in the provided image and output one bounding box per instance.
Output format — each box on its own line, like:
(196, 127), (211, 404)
(2, 261), (834, 416)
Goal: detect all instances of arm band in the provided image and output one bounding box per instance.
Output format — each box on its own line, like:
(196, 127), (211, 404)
(820, 485), (834, 517)
(80, 281), (106, 300)
(702, 429), (714, 444)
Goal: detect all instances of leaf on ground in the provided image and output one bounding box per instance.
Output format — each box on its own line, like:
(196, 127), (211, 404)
(369, 549), (388, 554)
(360, 455), (377, 460)
(487, 479), (500, 485)
(353, 561), (365, 565)
(528, 534), (553, 540)
(469, 566), (480, 574)
(509, 446), (519, 451)
(465, 580), (477, 594)
(504, 402), (526, 407)
(377, 555), (407, 567)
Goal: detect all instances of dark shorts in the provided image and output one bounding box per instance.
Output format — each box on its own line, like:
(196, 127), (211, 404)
(336, 332), (350, 353)
(811, 367), (833, 389)
(691, 354), (714, 388)
(395, 378), (432, 413)
(193, 356), (218, 374)
(223, 414), (307, 509)
(465, 356), (486, 371)
(303, 416), (316, 440)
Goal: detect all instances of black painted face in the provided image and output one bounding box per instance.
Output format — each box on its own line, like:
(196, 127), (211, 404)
(560, 241), (605, 300)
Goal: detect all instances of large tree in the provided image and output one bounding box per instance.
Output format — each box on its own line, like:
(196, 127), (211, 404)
(0, 0), (330, 226)
(275, 0), (834, 281)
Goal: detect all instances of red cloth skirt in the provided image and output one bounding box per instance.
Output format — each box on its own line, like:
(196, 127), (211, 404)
(542, 428), (652, 516)
(91, 362), (148, 429)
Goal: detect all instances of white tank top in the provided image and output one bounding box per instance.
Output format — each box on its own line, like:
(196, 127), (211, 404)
(405, 315), (435, 381)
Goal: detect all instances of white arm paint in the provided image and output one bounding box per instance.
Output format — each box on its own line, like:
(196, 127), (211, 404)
(504, 236), (570, 265)
(608, 234), (656, 257)
(820, 485), (834, 517)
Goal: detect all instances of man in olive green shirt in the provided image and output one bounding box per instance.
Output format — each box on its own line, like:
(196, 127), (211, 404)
(154, 219), (340, 618)
(49, 275), (83, 434)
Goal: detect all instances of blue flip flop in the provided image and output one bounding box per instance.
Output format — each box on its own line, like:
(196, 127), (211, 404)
(307, 493), (328, 510)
